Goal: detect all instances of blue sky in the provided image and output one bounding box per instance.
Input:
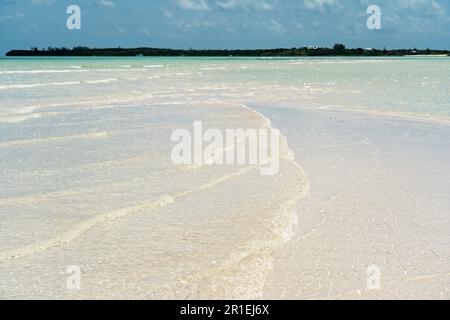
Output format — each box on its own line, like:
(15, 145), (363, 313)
(0, 0), (449, 55)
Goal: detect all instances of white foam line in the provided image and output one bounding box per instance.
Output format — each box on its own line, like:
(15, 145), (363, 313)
(85, 78), (118, 84)
(0, 196), (174, 262)
(0, 161), (187, 207)
(0, 166), (256, 263)
(209, 103), (311, 298)
(0, 113), (43, 123)
(144, 65), (164, 68)
(0, 131), (110, 148)
(199, 67), (227, 70)
(95, 68), (148, 72)
(299, 105), (450, 127)
(152, 100), (311, 300)
(0, 81), (81, 90)
(0, 70), (89, 75)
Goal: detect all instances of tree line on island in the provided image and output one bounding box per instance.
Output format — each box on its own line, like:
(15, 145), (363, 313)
(6, 44), (450, 57)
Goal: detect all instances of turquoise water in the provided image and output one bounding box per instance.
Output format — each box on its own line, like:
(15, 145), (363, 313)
(1, 56), (450, 121)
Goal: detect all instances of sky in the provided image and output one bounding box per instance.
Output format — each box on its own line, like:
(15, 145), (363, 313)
(0, 0), (449, 55)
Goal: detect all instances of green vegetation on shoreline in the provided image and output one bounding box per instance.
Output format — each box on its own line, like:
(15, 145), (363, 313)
(6, 44), (450, 57)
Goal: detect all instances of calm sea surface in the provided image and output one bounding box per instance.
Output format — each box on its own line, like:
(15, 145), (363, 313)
(0, 56), (449, 299)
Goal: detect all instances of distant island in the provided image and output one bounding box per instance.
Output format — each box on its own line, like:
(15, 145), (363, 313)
(6, 44), (450, 57)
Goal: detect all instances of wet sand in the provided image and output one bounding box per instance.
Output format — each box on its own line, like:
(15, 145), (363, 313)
(258, 107), (450, 299)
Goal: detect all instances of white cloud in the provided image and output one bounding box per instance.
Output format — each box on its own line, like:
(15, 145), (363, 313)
(162, 8), (173, 18)
(216, 0), (274, 11)
(177, 0), (210, 11)
(268, 19), (284, 33)
(100, 0), (116, 8)
(430, 0), (446, 16)
(30, 0), (51, 5)
(303, 0), (337, 12)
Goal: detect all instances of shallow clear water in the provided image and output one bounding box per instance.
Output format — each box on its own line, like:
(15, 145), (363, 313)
(0, 56), (310, 299)
(0, 56), (449, 299)
(2, 56), (450, 121)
